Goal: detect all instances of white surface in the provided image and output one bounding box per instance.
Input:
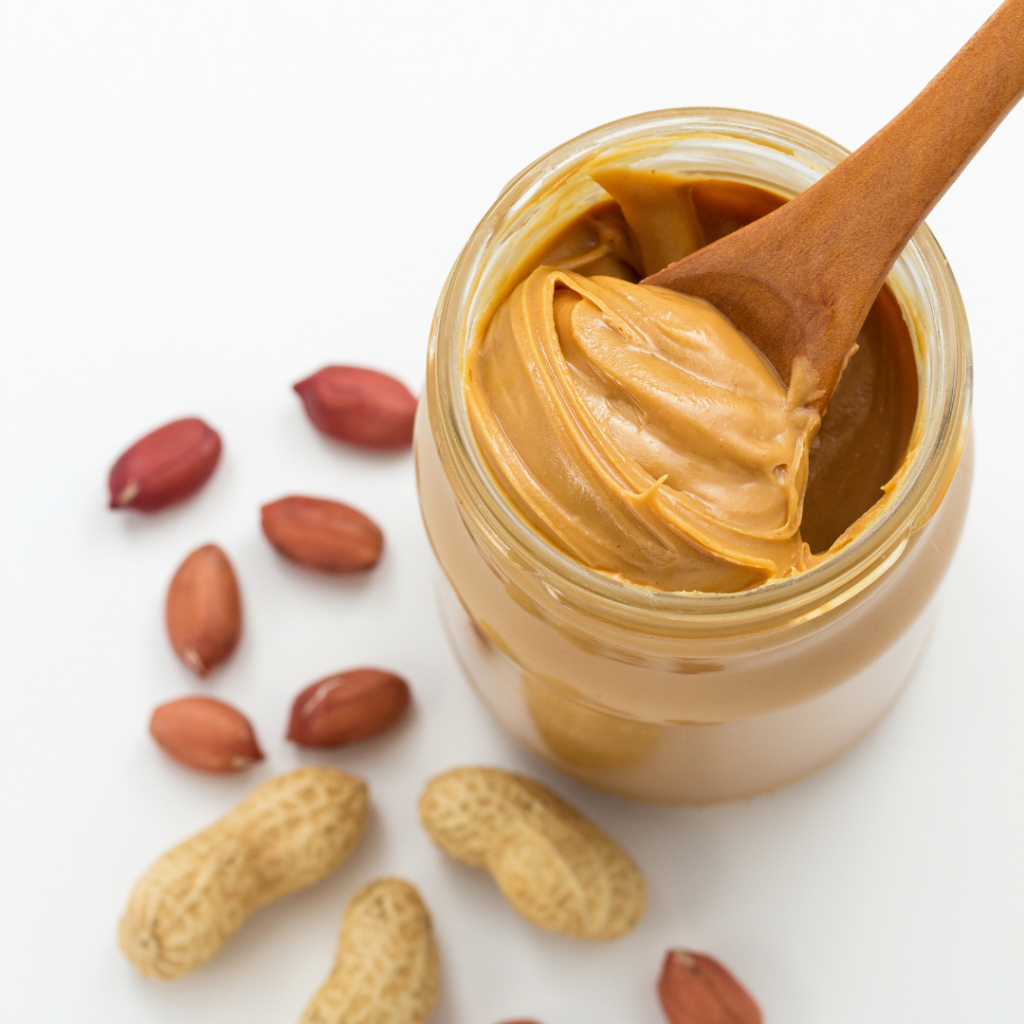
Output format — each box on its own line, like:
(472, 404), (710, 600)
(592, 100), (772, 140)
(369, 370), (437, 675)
(1, 1), (1022, 1020)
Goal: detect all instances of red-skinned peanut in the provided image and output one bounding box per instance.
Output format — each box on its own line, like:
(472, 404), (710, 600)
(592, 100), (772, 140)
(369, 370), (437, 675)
(261, 496), (383, 573)
(108, 417), (221, 512)
(658, 949), (762, 1024)
(287, 669), (411, 748)
(165, 544), (242, 676)
(150, 696), (263, 773)
(294, 366), (416, 450)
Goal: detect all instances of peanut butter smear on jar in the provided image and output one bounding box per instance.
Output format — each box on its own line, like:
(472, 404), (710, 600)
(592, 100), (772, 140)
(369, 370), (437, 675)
(462, 170), (916, 594)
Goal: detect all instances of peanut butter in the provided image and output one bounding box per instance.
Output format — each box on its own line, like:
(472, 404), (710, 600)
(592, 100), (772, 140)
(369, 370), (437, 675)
(462, 171), (918, 593)
(423, 111), (968, 803)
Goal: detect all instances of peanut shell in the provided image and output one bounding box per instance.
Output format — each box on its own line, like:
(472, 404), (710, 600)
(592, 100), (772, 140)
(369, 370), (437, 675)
(298, 877), (439, 1024)
(418, 766), (645, 940)
(119, 767), (369, 979)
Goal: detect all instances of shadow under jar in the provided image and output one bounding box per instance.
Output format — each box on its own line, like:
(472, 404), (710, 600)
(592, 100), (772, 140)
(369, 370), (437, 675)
(415, 108), (972, 804)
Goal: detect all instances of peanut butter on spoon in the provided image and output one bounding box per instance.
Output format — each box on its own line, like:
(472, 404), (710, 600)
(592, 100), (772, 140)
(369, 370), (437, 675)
(646, 0), (1024, 407)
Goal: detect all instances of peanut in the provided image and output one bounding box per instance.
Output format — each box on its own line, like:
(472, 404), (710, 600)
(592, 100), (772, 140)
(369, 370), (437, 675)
(149, 696), (263, 773)
(287, 669), (411, 748)
(261, 495), (383, 573)
(294, 365), (417, 450)
(298, 878), (439, 1024)
(119, 767), (369, 979)
(165, 543), (242, 676)
(658, 950), (763, 1024)
(108, 417), (221, 512)
(418, 767), (645, 940)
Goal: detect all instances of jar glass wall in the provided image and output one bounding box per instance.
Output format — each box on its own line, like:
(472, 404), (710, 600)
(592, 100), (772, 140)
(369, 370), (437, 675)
(416, 108), (972, 803)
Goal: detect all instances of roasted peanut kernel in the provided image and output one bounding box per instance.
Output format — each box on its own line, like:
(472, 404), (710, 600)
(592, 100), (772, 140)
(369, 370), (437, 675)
(108, 417), (221, 512)
(165, 543), (242, 676)
(287, 669), (411, 748)
(658, 949), (763, 1024)
(150, 696), (263, 773)
(261, 495), (383, 572)
(294, 365), (417, 450)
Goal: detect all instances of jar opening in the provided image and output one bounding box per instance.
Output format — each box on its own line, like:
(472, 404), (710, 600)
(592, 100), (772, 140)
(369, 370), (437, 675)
(428, 108), (972, 637)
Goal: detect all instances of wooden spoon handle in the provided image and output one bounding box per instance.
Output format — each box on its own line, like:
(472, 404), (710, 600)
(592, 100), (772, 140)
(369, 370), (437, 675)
(646, 0), (1024, 402)
(810, 0), (1024, 301)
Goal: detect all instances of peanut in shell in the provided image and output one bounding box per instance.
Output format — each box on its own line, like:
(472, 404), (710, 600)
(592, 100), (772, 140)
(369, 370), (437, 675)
(418, 766), (645, 940)
(119, 767), (369, 979)
(298, 877), (439, 1024)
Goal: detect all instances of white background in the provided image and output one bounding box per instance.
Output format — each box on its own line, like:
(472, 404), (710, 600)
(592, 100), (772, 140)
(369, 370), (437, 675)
(2, 1), (1023, 1021)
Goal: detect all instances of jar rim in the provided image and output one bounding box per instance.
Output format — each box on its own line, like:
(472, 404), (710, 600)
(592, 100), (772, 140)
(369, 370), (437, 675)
(427, 107), (972, 638)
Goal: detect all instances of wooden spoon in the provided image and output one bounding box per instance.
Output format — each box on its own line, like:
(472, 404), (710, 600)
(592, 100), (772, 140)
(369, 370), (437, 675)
(643, 0), (1024, 412)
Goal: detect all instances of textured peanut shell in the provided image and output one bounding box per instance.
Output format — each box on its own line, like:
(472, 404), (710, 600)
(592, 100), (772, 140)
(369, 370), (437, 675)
(119, 767), (369, 979)
(299, 878), (440, 1024)
(418, 767), (645, 940)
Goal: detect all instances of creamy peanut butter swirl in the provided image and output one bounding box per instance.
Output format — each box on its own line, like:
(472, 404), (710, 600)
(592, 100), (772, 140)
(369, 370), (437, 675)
(464, 267), (821, 592)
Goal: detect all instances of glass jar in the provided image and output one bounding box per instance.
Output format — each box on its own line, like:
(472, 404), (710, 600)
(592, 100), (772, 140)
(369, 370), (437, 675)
(415, 108), (972, 804)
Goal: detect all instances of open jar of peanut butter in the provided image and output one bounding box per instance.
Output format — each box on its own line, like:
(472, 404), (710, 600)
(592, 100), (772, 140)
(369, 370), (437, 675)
(415, 108), (972, 803)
